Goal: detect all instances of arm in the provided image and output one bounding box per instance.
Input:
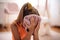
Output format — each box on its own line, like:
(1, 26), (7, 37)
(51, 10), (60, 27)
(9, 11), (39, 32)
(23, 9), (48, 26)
(33, 32), (39, 40)
(22, 23), (35, 40)
(23, 17), (37, 40)
(11, 24), (21, 40)
(33, 22), (40, 40)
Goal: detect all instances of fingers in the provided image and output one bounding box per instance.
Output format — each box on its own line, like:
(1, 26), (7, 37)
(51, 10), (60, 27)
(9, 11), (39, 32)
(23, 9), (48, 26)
(30, 16), (34, 24)
(34, 22), (40, 34)
(23, 20), (30, 30)
(34, 17), (40, 31)
(30, 16), (36, 27)
(35, 24), (40, 31)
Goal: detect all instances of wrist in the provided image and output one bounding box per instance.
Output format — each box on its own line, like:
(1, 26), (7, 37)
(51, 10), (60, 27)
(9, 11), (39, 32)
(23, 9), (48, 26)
(34, 32), (38, 35)
(33, 34), (39, 40)
(34, 33), (38, 36)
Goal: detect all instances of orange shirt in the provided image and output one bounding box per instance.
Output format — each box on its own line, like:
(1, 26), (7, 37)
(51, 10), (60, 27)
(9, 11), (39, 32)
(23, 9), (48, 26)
(12, 22), (27, 40)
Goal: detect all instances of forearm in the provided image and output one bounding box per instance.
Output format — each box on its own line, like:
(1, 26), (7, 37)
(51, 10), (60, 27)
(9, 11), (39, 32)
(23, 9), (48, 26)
(23, 26), (34, 40)
(33, 33), (39, 40)
(11, 24), (21, 40)
(22, 32), (31, 40)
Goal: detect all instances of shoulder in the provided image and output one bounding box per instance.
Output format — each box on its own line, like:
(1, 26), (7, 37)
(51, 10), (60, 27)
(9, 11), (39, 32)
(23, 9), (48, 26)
(10, 21), (17, 28)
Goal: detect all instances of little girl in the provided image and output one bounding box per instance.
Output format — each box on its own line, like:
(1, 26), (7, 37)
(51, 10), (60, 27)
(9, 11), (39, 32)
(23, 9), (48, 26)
(11, 3), (41, 40)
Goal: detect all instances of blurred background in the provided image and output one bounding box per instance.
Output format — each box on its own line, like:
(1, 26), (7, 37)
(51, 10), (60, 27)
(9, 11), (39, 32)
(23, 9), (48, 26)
(0, 0), (60, 40)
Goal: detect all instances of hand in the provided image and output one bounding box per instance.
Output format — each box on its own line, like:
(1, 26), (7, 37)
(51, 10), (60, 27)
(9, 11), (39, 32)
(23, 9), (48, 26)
(33, 22), (40, 40)
(23, 17), (36, 34)
(33, 22), (40, 35)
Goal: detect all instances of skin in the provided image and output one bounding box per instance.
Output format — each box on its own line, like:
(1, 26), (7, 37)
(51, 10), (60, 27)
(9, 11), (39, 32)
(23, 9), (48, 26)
(11, 23), (21, 40)
(23, 16), (40, 40)
(33, 21), (40, 40)
(11, 17), (39, 40)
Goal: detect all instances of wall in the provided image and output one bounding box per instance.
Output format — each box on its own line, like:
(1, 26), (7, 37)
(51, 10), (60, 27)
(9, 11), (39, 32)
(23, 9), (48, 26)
(0, 2), (19, 24)
(0, 0), (60, 26)
(48, 0), (60, 26)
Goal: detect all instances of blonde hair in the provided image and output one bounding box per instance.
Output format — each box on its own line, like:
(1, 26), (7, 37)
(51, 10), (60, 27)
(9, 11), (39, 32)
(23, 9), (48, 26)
(16, 3), (40, 24)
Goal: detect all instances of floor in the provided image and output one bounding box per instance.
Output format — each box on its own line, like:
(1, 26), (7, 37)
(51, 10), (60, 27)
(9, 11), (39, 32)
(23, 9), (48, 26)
(0, 32), (12, 40)
(0, 27), (60, 40)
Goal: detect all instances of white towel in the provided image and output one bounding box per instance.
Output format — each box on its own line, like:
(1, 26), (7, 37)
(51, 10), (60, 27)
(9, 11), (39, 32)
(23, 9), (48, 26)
(23, 14), (40, 30)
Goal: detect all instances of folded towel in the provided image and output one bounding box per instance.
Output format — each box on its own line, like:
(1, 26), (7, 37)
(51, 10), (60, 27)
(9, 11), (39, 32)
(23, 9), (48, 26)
(23, 14), (40, 31)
